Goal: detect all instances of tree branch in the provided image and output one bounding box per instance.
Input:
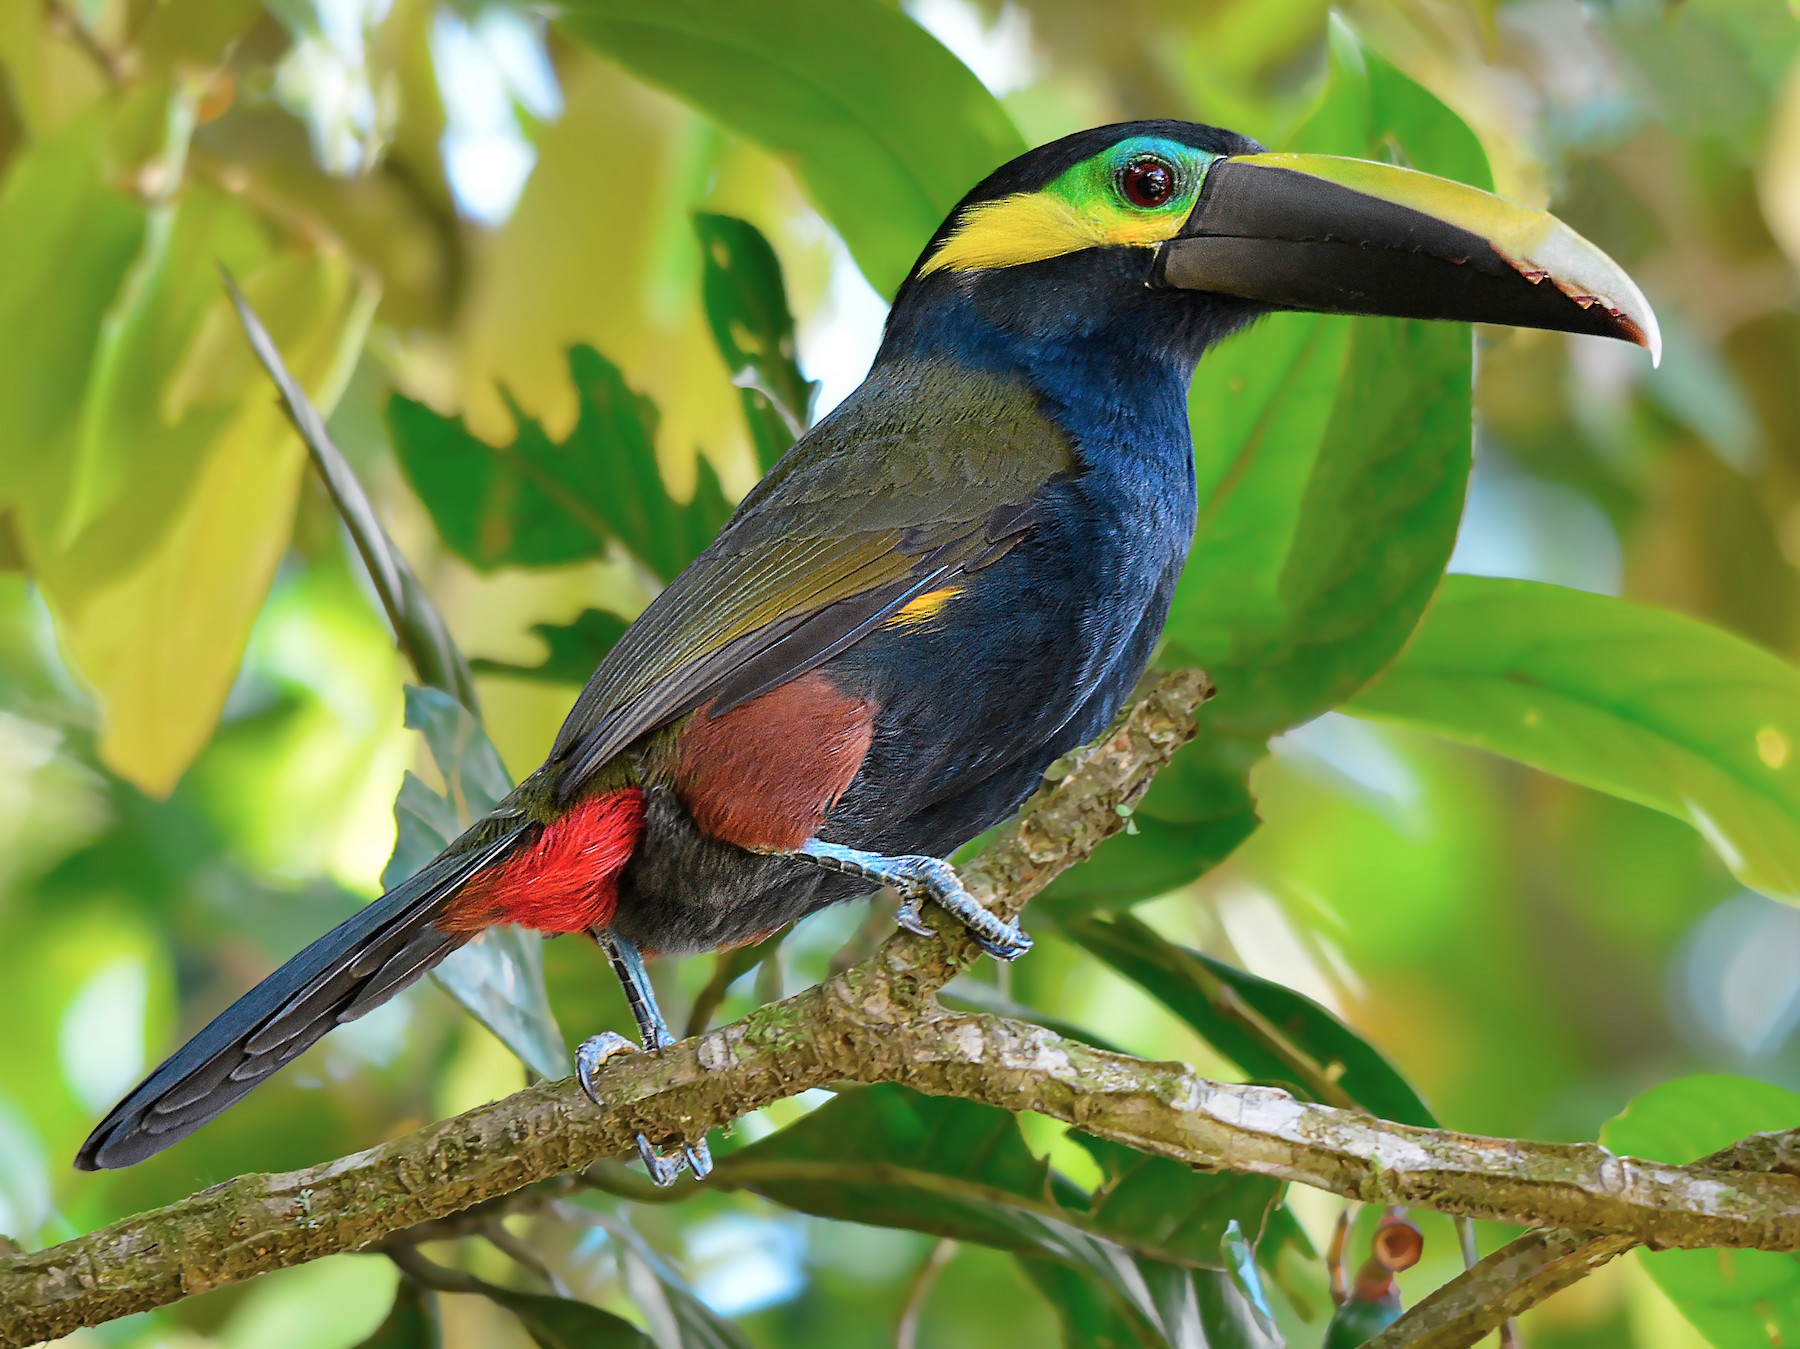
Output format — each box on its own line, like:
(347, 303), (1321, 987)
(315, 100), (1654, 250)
(5, 670), (1800, 1347)
(1367, 1130), (1800, 1348)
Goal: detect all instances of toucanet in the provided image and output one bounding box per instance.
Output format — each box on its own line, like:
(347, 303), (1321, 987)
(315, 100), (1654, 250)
(78, 121), (1657, 1183)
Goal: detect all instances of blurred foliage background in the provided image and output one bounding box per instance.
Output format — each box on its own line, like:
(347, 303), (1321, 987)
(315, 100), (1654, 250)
(2, 0), (1800, 1346)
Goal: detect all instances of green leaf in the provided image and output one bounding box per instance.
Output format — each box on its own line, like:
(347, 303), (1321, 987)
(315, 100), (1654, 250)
(556, 0), (1024, 297)
(225, 271), (478, 713)
(472, 609), (631, 686)
(1018, 1255), (1158, 1348)
(1602, 1075), (1800, 1348)
(1073, 1133), (1283, 1289)
(1321, 1296), (1401, 1349)
(351, 1281), (439, 1349)
(26, 189), (373, 793)
(484, 1289), (654, 1349)
(695, 213), (817, 472)
(1068, 915), (1437, 1128)
(0, 105), (147, 521)
(384, 687), (567, 1081)
(1347, 576), (1800, 903)
(389, 345), (731, 583)
(713, 1085), (1282, 1346)
(1041, 737), (1260, 916)
(1166, 16), (1487, 731)
(1066, 21), (1487, 910)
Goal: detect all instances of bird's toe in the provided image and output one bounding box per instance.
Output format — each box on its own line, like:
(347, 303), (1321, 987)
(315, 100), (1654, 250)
(575, 1030), (640, 1107)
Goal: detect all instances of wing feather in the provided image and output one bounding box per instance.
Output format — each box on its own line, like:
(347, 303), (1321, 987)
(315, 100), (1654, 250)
(547, 362), (1078, 798)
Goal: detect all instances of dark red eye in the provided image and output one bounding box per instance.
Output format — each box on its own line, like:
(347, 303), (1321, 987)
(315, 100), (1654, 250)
(1119, 155), (1176, 208)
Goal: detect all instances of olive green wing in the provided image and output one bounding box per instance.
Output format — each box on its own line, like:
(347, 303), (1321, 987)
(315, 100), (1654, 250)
(546, 366), (1075, 799)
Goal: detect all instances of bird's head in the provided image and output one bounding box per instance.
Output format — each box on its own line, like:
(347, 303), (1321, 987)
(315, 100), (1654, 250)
(880, 119), (1658, 379)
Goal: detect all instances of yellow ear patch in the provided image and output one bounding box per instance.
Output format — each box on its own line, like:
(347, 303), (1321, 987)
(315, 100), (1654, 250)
(919, 191), (1184, 277)
(882, 586), (964, 628)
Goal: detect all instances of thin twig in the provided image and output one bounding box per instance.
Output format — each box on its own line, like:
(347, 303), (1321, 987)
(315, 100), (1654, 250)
(484, 1221), (571, 1298)
(389, 1245), (505, 1298)
(894, 1239), (958, 1349)
(43, 0), (126, 87)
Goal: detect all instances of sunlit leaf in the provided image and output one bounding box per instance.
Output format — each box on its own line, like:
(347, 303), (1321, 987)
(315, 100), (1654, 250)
(1059, 20), (1487, 910)
(34, 220), (373, 793)
(351, 1280), (439, 1349)
(1602, 1075), (1800, 1348)
(695, 213), (817, 472)
(556, 0), (1024, 297)
(0, 105), (146, 523)
(472, 609), (630, 686)
(1348, 576), (1800, 903)
(389, 345), (731, 582)
(1068, 914), (1438, 1128)
(384, 687), (566, 1081)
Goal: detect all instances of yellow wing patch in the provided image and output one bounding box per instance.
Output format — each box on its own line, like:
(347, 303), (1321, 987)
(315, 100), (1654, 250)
(920, 191), (1182, 277)
(882, 586), (964, 629)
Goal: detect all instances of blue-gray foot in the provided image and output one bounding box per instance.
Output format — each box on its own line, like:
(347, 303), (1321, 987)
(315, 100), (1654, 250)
(580, 930), (715, 1186)
(787, 839), (1032, 961)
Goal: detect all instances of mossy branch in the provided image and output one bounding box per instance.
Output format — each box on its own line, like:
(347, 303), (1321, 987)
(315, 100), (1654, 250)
(3, 671), (1799, 1347)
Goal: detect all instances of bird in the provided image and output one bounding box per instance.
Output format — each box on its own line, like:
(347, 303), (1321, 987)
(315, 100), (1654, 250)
(78, 119), (1657, 1183)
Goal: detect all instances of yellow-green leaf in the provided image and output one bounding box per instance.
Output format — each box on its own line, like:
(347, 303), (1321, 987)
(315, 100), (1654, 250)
(1348, 576), (1800, 902)
(43, 244), (373, 793)
(556, 0), (1024, 298)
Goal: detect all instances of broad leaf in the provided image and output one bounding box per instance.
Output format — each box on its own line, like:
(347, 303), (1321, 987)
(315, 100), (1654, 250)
(558, 0), (1024, 298)
(1602, 1075), (1800, 1348)
(1348, 576), (1800, 903)
(695, 213), (817, 472)
(485, 1289), (654, 1349)
(1069, 915), (1437, 1128)
(1054, 21), (1486, 910)
(351, 1281), (438, 1349)
(389, 345), (731, 583)
(1042, 739), (1260, 916)
(1168, 16), (1487, 727)
(472, 609), (630, 686)
(27, 189), (372, 793)
(0, 105), (147, 524)
(713, 1085), (1282, 1346)
(384, 687), (566, 1081)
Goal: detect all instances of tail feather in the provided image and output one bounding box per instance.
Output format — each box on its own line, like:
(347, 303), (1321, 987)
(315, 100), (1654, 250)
(76, 828), (524, 1171)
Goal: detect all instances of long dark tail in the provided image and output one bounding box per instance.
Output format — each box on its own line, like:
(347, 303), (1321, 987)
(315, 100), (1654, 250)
(76, 828), (524, 1171)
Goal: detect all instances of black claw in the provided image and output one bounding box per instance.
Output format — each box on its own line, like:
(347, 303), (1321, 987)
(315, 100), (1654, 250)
(894, 901), (935, 938)
(974, 927), (1034, 961)
(684, 1139), (714, 1180)
(637, 1134), (685, 1187)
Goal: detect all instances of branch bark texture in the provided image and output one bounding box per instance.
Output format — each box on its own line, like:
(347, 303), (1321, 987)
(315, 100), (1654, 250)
(1368, 1130), (1800, 1349)
(4, 671), (1799, 1347)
